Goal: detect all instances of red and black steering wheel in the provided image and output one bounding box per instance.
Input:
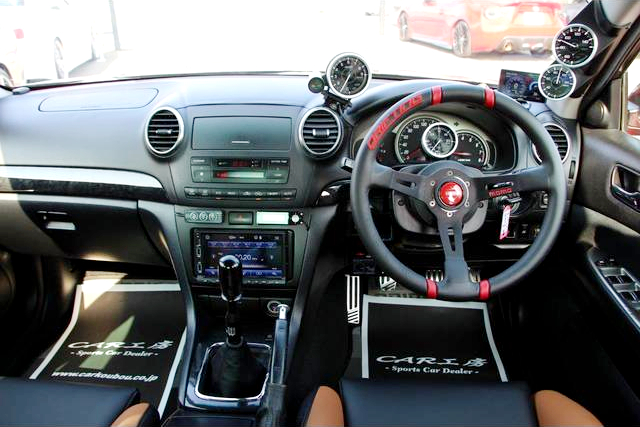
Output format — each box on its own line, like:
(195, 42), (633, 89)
(351, 84), (567, 301)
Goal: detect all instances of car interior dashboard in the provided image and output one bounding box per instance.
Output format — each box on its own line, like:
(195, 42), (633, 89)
(0, 55), (581, 415)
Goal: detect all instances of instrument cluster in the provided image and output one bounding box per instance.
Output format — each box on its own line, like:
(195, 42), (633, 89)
(351, 112), (502, 171)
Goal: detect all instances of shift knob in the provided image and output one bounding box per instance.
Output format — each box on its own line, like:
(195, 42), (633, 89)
(219, 255), (242, 302)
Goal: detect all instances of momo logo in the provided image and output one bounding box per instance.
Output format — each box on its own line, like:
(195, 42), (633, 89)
(438, 181), (464, 207)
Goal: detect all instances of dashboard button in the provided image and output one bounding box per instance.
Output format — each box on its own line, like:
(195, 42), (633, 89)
(239, 190), (253, 199)
(198, 188), (211, 197)
(223, 190), (239, 198)
(229, 212), (254, 225)
(281, 189), (296, 199)
(192, 166), (212, 183)
(266, 190), (280, 199)
(266, 170), (288, 180)
(185, 188), (198, 197)
(191, 157), (211, 166)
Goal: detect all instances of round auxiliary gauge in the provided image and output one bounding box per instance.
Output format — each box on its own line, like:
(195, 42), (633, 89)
(326, 53), (371, 99)
(553, 24), (598, 68)
(538, 65), (576, 100)
(394, 114), (439, 163)
(421, 123), (458, 159)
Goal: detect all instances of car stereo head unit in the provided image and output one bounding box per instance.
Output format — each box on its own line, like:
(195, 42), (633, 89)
(193, 230), (292, 286)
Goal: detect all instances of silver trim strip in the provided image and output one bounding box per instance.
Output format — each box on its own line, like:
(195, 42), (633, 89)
(194, 342), (270, 403)
(0, 166), (164, 189)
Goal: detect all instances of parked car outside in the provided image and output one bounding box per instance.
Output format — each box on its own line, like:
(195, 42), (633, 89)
(0, 0), (96, 82)
(0, 26), (24, 86)
(397, 0), (566, 56)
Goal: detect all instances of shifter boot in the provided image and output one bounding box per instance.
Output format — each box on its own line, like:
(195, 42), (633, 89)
(208, 341), (267, 398)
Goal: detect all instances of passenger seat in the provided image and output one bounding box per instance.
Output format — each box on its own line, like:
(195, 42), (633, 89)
(0, 377), (159, 427)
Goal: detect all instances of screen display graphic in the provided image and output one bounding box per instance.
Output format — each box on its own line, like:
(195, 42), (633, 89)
(498, 69), (544, 102)
(201, 232), (284, 279)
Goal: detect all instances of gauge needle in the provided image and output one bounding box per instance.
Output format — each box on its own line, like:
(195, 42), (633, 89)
(555, 71), (561, 85)
(453, 152), (471, 156)
(341, 71), (353, 92)
(407, 147), (422, 159)
(559, 39), (577, 48)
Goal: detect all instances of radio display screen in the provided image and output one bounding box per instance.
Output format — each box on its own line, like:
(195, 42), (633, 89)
(201, 232), (285, 279)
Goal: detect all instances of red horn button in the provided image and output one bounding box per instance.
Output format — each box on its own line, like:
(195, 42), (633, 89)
(439, 182), (464, 207)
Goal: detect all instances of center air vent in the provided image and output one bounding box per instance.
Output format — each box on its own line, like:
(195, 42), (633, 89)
(145, 107), (184, 157)
(298, 107), (343, 158)
(532, 123), (571, 163)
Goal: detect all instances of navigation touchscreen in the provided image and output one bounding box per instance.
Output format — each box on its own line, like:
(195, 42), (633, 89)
(201, 232), (285, 280)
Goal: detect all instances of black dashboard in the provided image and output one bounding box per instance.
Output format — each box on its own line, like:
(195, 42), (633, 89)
(0, 73), (581, 292)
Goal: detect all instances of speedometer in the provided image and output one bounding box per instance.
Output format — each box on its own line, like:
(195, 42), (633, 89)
(553, 24), (598, 68)
(421, 123), (458, 158)
(394, 115), (438, 163)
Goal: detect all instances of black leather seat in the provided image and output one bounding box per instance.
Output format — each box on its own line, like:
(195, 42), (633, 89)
(0, 377), (159, 427)
(304, 378), (603, 427)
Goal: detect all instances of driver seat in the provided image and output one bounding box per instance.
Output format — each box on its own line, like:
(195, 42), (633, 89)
(303, 378), (602, 427)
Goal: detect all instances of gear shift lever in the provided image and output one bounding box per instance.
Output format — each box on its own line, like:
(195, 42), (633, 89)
(208, 255), (267, 398)
(219, 254), (243, 346)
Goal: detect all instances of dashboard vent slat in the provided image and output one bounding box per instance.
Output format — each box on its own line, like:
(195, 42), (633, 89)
(298, 107), (343, 158)
(145, 107), (184, 157)
(532, 123), (571, 164)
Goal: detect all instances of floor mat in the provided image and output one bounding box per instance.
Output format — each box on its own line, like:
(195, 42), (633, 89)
(27, 280), (186, 417)
(361, 295), (507, 382)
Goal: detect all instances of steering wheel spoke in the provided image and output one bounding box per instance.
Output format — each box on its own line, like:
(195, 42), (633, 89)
(369, 163), (426, 200)
(473, 165), (550, 201)
(433, 217), (476, 300)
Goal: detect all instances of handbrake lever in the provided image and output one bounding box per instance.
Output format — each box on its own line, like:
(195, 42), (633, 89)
(257, 304), (290, 427)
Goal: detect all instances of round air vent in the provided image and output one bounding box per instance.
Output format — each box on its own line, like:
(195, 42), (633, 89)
(532, 123), (571, 164)
(298, 107), (343, 158)
(145, 107), (184, 157)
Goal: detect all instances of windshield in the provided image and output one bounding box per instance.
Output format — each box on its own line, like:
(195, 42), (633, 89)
(0, 0), (591, 88)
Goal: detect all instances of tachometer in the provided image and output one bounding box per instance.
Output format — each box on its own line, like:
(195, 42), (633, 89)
(538, 65), (576, 100)
(421, 123), (458, 159)
(450, 132), (489, 169)
(553, 24), (598, 68)
(326, 53), (371, 99)
(394, 115), (439, 163)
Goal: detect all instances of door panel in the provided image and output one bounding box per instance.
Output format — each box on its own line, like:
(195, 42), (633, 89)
(574, 128), (640, 234)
